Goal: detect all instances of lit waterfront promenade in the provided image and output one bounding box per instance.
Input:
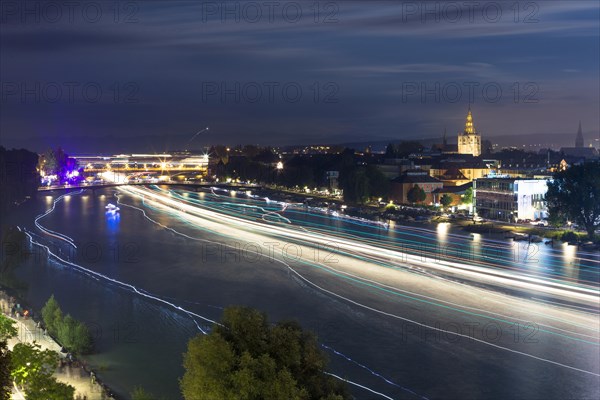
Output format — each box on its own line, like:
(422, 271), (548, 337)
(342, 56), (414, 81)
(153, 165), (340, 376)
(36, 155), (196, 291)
(1, 296), (108, 400)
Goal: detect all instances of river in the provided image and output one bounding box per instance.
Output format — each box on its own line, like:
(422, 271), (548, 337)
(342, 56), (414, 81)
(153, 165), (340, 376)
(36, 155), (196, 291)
(4, 186), (599, 399)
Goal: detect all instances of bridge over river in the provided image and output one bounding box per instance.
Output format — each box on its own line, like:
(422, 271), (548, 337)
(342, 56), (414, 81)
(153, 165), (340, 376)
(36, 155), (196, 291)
(38, 181), (262, 192)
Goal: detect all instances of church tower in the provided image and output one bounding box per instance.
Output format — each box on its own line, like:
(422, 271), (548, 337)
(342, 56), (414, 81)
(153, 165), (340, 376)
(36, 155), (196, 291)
(575, 121), (584, 148)
(457, 107), (481, 156)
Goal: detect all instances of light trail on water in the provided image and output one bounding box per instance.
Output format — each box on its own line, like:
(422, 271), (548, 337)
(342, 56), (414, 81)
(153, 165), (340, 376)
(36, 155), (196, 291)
(127, 186), (600, 306)
(35, 190), (83, 248)
(31, 189), (404, 399)
(163, 186), (600, 287)
(157, 187), (600, 334)
(112, 192), (420, 398)
(116, 186), (599, 378)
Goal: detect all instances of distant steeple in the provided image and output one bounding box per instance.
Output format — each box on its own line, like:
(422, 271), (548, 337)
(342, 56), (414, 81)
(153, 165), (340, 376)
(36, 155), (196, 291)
(575, 121), (584, 147)
(443, 127), (447, 146)
(464, 108), (476, 135)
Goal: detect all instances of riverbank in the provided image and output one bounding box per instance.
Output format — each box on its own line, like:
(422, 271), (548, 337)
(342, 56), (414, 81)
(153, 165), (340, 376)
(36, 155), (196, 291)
(0, 287), (119, 400)
(261, 186), (598, 247)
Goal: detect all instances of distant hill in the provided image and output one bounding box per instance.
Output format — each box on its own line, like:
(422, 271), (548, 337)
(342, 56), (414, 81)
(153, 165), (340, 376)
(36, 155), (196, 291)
(484, 132), (597, 150)
(1, 131), (597, 155)
(338, 132), (599, 152)
(0, 133), (203, 155)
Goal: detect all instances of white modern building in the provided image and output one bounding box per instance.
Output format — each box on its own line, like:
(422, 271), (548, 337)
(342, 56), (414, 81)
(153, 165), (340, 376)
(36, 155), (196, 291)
(474, 177), (549, 222)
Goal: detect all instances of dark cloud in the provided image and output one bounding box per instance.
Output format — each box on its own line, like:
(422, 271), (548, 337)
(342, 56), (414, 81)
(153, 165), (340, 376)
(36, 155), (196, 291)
(0, 28), (146, 52)
(0, 0), (598, 152)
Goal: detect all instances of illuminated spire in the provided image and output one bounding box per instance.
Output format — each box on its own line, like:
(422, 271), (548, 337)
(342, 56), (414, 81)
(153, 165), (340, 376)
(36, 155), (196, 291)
(464, 107), (476, 135)
(575, 121), (584, 147)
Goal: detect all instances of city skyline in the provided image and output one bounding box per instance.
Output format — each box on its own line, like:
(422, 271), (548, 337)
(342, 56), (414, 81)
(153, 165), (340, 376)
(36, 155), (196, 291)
(1, 107), (597, 154)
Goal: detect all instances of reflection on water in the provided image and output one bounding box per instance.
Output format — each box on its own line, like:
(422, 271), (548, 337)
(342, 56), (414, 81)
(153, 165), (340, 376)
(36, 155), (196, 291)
(562, 242), (578, 266)
(561, 242), (580, 281)
(7, 188), (599, 399)
(436, 222), (449, 244)
(105, 211), (120, 233)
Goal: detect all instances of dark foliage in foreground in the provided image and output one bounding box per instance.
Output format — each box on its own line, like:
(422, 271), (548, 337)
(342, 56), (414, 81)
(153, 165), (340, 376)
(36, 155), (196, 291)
(181, 306), (350, 400)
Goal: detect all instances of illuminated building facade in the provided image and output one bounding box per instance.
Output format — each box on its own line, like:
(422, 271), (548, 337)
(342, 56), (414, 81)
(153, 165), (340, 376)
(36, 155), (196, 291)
(391, 170), (443, 204)
(457, 108), (481, 157)
(474, 177), (549, 222)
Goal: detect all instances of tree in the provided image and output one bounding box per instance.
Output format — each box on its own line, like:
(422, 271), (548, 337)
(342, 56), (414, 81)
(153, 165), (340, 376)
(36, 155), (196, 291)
(56, 314), (76, 350)
(55, 315), (92, 355)
(440, 194), (453, 209)
(209, 145), (230, 164)
(0, 314), (17, 341)
(254, 148), (278, 164)
(340, 167), (370, 204)
(546, 162), (600, 238)
(547, 211), (566, 228)
(72, 322), (93, 354)
(38, 148), (59, 175)
(38, 148), (70, 178)
(0, 341), (11, 400)
(181, 306), (349, 400)
(26, 374), (75, 400)
(41, 296), (92, 354)
(461, 187), (473, 205)
(10, 342), (74, 400)
(242, 145), (260, 158)
(131, 387), (159, 400)
(0, 227), (29, 274)
(385, 143), (396, 158)
(0, 316), (16, 400)
(41, 295), (61, 335)
(365, 165), (390, 200)
(37, 148), (79, 184)
(396, 141), (423, 157)
(407, 184), (426, 204)
(10, 342), (58, 386)
(1, 147), (39, 218)
(561, 231), (579, 243)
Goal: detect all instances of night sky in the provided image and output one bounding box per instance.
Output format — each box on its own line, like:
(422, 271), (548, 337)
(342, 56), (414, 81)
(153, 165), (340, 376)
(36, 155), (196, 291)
(1, 1), (599, 151)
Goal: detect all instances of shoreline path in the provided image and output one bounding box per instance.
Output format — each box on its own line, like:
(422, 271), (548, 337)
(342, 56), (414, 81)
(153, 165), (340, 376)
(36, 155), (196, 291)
(1, 295), (110, 400)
